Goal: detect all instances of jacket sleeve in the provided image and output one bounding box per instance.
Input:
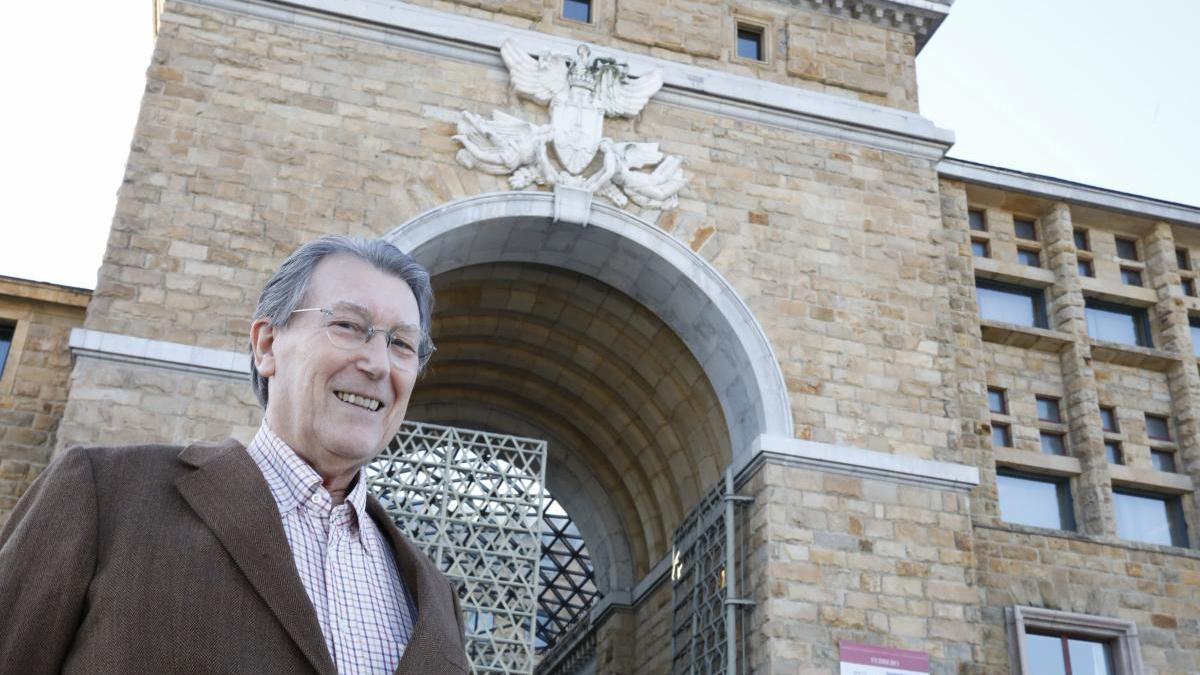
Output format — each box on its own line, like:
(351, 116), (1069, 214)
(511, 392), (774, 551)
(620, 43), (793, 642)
(0, 447), (99, 675)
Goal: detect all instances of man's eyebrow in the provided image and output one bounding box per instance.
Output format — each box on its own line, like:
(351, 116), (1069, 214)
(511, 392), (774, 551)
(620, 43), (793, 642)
(330, 301), (420, 332)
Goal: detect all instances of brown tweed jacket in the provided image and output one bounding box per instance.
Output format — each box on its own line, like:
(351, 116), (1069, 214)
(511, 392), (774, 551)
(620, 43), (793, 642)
(0, 440), (470, 675)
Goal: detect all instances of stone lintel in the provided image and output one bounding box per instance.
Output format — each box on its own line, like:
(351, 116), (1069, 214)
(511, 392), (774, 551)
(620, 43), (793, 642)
(175, 0), (955, 160)
(939, 159), (1200, 227)
(68, 328), (249, 380)
(735, 433), (980, 493)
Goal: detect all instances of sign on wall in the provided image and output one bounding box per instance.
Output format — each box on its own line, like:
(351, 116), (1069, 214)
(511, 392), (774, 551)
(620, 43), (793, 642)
(839, 641), (930, 675)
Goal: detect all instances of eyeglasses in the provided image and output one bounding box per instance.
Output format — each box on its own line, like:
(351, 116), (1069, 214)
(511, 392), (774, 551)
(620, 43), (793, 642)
(290, 307), (432, 368)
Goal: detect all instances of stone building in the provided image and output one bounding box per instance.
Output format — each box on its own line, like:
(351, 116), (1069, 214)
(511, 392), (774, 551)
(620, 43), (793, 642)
(3, 0), (1199, 672)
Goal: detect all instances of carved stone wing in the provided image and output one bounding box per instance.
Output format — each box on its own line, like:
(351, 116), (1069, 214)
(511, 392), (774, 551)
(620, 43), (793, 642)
(596, 66), (664, 118)
(500, 39), (569, 105)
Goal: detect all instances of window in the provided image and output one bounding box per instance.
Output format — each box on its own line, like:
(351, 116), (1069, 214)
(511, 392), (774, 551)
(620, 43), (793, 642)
(1084, 300), (1152, 347)
(971, 239), (990, 258)
(969, 209), (987, 232)
(988, 388), (1008, 414)
(1040, 433), (1067, 456)
(1177, 247), (1191, 271)
(562, 0), (591, 22)
(996, 471), (1075, 530)
(1150, 450), (1176, 473)
(736, 24), (764, 61)
(1144, 414), (1171, 441)
(1120, 268), (1143, 287)
(1113, 489), (1188, 547)
(1036, 396), (1062, 423)
(1078, 260), (1095, 277)
(0, 321), (13, 381)
(993, 423), (1012, 448)
(1017, 247), (1041, 267)
(1074, 229), (1090, 251)
(1099, 406), (1119, 432)
(1183, 278), (1196, 297)
(1036, 396), (1066, 456)
(1007, 606), (1143, 675)
(1014, 217), (1038, 241)
(1190, 318), (1200, 357)
(1114, 237), (1139, 261)
(977, 279), (1049, 329)
(1105, 441), (1124, 465)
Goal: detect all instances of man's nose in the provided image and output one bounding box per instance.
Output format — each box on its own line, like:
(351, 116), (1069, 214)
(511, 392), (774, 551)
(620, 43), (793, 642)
(356, 331), (391, 376)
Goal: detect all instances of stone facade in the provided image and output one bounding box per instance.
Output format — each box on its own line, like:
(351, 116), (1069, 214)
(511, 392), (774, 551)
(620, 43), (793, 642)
(2, 0), (1197, 672)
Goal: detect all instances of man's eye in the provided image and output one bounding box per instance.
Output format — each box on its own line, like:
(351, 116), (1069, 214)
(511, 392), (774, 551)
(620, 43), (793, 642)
(389, 337), (417, 355)
(329, 319), (366, 335)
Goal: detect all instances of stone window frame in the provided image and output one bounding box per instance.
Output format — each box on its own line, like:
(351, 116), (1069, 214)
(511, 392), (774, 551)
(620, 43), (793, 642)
(0, 306), (32, 397)
(1005, 606), (1143, 675)
(731, 14), (773, 66)
(1034, 394), (1068, 457)
(552, 0), (611, 34)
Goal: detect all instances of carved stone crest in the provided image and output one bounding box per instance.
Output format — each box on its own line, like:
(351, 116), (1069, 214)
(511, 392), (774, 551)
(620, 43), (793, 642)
(454, 40), (687, 220)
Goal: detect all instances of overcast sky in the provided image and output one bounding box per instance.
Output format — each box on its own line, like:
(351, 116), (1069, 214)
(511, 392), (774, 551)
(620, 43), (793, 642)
(1, 0), (1196, 290)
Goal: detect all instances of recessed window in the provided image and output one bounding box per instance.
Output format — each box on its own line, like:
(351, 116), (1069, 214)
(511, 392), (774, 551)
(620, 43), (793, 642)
(1073, 229), (1090, 251)
(1017, 247), (1041, 267)
(1036, 396), (1061, 423)
(996, 471), (1075, 531)
(977, 279), (1049, 329)
(1099, 406), (1119, 432)
(1104, 441), (1123, 465)
(1182, 278), (1196, 297)
(992, 423), (1012, 448)
(0, 321), (13, 381)
(1039, 432), (1067, 456)
(969, 209), (987, 232)
(562, 0), (591, 23)
(1078, 260), (1095, 277)
(1114, 237), (1139, 261)
(1120, 267), (1143, 287)
(988, 387), (1008, 414)
(1013, 217), (1038, 241)
(1113, 489), (1188, 547)
(1177, 247), (1191, 271)
(1007, 606), (1144, 675)
(971, 239), (990, 258)
(1025, 633), (1115, 675)
(736, 24), (764, 61)
(1150, 450), (1177, 473)
(1084, 299), (1152, 347)
(1144, 413), (1171, 441)
(1190, 318), (1200, 357)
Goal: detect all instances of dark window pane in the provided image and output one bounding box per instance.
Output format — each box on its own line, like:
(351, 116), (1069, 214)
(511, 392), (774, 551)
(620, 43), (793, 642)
(1018, 248), (1041, 267)
(987, 388), (1007, 414)
(1099, 406), (1118, 432)
(1177, 247), (1191, 271)
(1191, 319), (1200, 357)
(736, 26), (762, 60)
(1104, 441), (1123, 464)
(1078, 260), (1094, 277)
(0, 322), (13, 381)
(1036, 396), (1061, 422)
(1115, 237), (1139, 261)
(992, 423), (1011, 448)
(971, 240), (989, 257)
(562, 0), (591, 22)
(1113, 490), (1188, 547)
(1014, 218), (1038, 241)
(969, 209), (986, 231)
(1084, 301), (1152, 347)
(1120, 268), (1143, 286)
(997, 473), (1075, 530)
(1067, 638), (1115, 675)
(977, 280), (1047, 328)
(1026, 634), (1068, 675)
(1151, 450), (1176, 473)
(1074, 229), (1089, 250)
(1183, 279), (1196, 297)
(1145, 414), (1171, 440)
(1040, 432), (1066, 456)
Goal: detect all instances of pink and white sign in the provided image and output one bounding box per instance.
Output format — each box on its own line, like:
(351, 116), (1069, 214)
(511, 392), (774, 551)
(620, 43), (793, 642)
(839, 641), (930, 675)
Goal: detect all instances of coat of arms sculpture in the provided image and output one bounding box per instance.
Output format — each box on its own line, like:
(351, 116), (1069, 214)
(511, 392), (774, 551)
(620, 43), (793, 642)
(454, 40), (687, 220)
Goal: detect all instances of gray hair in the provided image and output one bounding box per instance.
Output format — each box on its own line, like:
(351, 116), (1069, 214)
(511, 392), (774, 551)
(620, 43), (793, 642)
(249, 235), (434, 407)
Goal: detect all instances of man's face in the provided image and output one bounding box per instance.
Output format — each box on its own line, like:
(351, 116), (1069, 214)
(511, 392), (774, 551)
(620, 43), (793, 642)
(253, 255), (421, 475)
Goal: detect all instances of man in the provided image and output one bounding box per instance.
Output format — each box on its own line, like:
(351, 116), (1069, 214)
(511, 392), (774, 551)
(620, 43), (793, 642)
(0, 236), (469, 674)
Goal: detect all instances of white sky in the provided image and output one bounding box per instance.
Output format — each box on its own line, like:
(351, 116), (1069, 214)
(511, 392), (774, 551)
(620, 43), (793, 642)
(1, 0), (1196, 290)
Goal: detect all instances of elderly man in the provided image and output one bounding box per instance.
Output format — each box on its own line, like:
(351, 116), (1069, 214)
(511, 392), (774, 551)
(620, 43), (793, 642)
(0, 236), (468, 674)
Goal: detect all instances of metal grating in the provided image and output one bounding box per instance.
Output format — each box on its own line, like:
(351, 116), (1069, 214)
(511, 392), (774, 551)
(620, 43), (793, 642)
(367, 421), (548, 674)
(537, 494), (600, 652)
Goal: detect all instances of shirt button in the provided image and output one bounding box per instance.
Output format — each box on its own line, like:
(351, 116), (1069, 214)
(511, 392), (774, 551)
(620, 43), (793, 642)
(310, 493), (321, 504)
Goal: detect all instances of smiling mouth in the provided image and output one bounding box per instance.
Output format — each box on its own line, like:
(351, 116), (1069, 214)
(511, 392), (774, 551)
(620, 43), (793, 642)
(335, 391), (383, 412)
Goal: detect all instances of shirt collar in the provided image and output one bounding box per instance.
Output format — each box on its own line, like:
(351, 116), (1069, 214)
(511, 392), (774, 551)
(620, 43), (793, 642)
(246, 421), (371, 532)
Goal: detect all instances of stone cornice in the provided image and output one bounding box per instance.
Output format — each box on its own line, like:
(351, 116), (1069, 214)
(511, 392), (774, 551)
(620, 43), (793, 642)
(68, 328), (249, 380)
(796, 0), (953, 52)
(175, 0), (955, 160)
(0, 275), (91, 307)
(938, 159), (1200, 227)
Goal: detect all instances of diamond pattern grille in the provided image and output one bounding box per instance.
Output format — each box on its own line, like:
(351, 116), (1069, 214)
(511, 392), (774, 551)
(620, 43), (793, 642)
(536, 495), (600, 652)
(671, 482), (727, 674)
(367, 421), (547, 674)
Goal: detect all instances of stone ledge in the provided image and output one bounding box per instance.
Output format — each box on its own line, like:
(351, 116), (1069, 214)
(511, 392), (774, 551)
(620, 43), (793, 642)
(0, 275), (91, 307)
(1087, 339), (1180, 372)
(68, 328), (249, 380)
(979, 320), (1072, 353)
(975, 521), (1200, 560)
(1109, 464), (1195, 495)
(735, 433), (980, 493)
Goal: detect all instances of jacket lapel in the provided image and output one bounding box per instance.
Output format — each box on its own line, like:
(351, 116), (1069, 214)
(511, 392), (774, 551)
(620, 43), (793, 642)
(367, 497), (470, 674)
(174, 440), (336, 675)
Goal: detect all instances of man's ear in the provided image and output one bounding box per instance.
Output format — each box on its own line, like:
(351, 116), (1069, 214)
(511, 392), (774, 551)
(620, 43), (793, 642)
(250, 318), (278, 378)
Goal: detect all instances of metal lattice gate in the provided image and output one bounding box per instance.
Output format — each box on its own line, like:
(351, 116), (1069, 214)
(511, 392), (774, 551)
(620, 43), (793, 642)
(671, 469), (755, 675)
(367, 421), (548, 674)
